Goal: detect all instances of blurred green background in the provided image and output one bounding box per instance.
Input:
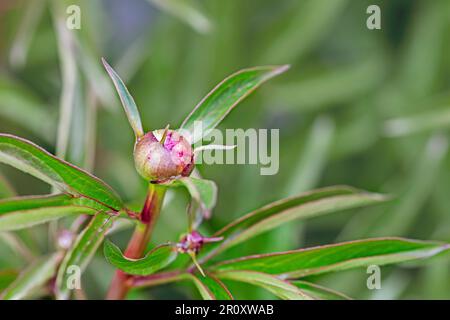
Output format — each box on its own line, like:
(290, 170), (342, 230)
(1, 0), (450, 299)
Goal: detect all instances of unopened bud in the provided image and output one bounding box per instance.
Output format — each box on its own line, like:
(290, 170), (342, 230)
(176, 230), (223, 254)
(134, 129), (194, 182)
(57, 230), (75, 250)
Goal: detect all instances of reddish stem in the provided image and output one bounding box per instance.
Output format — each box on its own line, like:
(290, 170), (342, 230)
(106, 184), (166, 300)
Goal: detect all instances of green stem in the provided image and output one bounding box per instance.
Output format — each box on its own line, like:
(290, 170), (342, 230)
(106, 184), (166, 300)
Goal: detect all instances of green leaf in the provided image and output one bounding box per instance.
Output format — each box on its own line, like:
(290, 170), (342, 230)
(258, 0), (349, 64)
(0, 270), (18, 292)
(75, 40), (116, 111)
(268, 56), (385, 112)
(148, 0), (212, 34)
(102, 58), (144, 139)
(56, 212), (115, 300)
(1, 253), (62, 300)
(0, 171), (15, 198)
(384, 108), (450, 137)
(212, 238), (450, 278)
(291, 281), (351, 300)
(9, 0), (45, 69)
(216, 270), (312, 300)
(0, 194), (71, 213)
(0, 233), (34, 262)
(52, 2), (78, 160)
(0, 134), (124, 211)
(180, 65), (289, 144)
(163, 177), (217, 212)
(0, 194), (100, 231)
(284, 116), (335, 195)
(200, 186), (387, 261)
(267, 115), (335, 252)
(185, 273), (233, 300)
(0, 77), (55, 142)
(0, 207), (96, 232)
(367, 134), (448, 237)
(180, 177), (217, 211)
(103, 240), (177, 276)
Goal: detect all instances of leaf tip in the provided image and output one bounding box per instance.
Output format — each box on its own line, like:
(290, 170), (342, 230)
(102, 57), (119, 83)
(101, 57), (110, 68)
(368, 192), (392, 202)
(265, 64), (290, 79)
(260, 64), (290, 82)
(101, 57), (144, 139)
(276, 64), (290, 74)
(101, 57), (117, 81)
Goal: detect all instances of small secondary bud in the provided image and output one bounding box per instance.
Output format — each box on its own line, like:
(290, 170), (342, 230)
(57, 229), (75, 250)
(134, 129), (194, 182)
(176, 230), (223, 254)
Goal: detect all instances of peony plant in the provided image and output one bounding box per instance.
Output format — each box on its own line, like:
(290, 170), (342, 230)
(0, 60), (448, 300)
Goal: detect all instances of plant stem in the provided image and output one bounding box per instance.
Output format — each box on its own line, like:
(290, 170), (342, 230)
(106, 184), (166, 300)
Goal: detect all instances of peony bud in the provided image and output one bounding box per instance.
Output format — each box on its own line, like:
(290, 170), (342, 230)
(134, 129), (194, 182)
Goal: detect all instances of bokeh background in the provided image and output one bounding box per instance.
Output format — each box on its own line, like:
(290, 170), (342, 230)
(1, 0), (450, 299)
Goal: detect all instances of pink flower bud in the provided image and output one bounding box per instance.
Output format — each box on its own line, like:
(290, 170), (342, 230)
(176, 230), (223, 254)
(134, 129), (194, 182)
(57, 229), (75, 250)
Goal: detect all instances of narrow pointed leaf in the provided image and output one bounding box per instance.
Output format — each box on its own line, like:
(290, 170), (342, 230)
(148, 0), (212, 34)
(217, 271), (312, 300)
(52, 2), (77, 160)
(212, 238), (450, 278)
(1, 253), (62, 300)
(186, 273), (233, 300)
(291, 281), (351, 300)
(0, 134), (124, 211)
(1, 194), (72, 212)
(0, 207), (96, 232)
(56, 212), (115, 300)
(258, 0), (348, 64)
(102, 58), (144, 139)
(180, 65), (289, 144)
(384, 108), (450, 137)
(9, 0), (45, 68)
(103, 240), (177, 276)
(162, 177), (217, 212)
(200, 186), (387, 261)
(0, 77), (55, 142)
(178, 177), (217, 211)
(0, 194), (101, 231)
(75, 40), (116, 110)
